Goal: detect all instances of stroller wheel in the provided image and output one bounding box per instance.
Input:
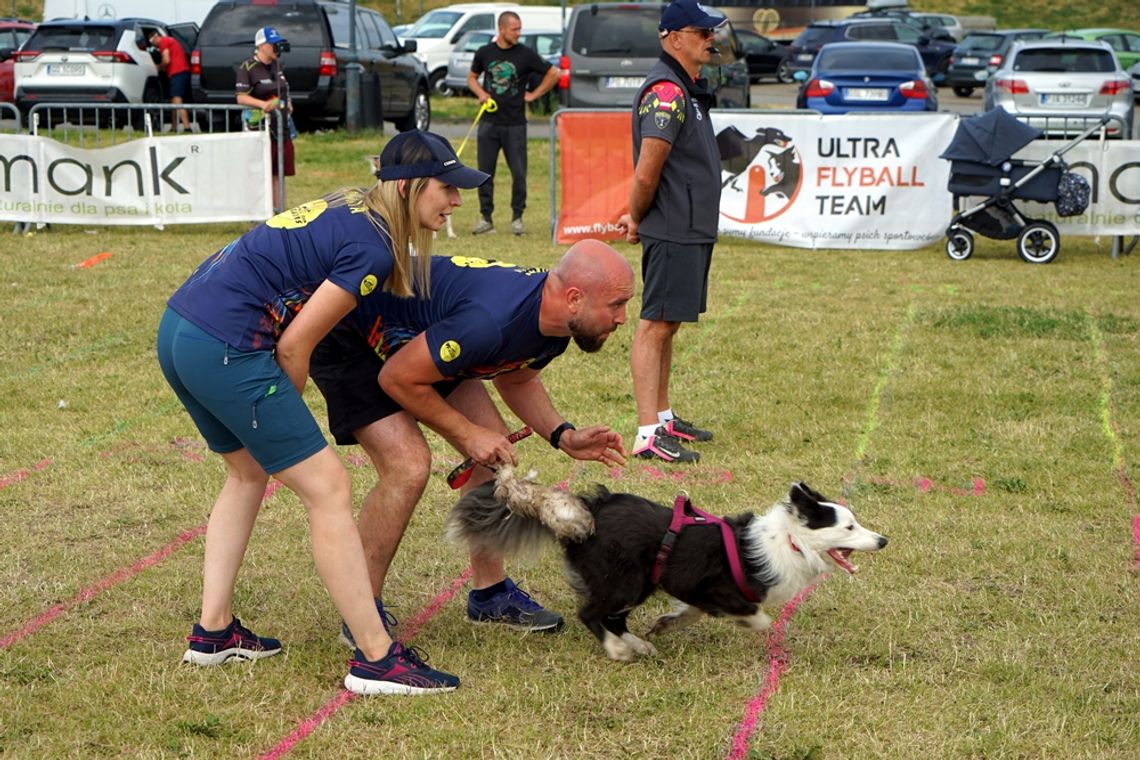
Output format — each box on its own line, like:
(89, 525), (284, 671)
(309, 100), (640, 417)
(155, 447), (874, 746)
(946, 229), (974, 261)
(1017, 221), (1060, 264)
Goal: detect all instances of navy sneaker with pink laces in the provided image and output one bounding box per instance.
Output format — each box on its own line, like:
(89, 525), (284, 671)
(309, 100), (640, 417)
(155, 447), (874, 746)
(344, 641), (460, 695)
(663, 416), (713, 442)
(182, 617), (282, 665)
(633, 426), (700, 463)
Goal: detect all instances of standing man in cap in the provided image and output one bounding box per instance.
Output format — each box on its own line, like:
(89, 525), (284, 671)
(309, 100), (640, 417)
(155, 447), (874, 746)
(617, 0), (724, 464)
(237, 27), (294, 211)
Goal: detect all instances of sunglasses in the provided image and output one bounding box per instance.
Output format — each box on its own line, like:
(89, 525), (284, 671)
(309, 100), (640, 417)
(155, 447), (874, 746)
(676, 28), (716, 39)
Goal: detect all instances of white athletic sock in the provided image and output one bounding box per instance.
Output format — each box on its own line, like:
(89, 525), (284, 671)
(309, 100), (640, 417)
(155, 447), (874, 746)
(635, 424), (659, 446)
(657, 409), (674, 425)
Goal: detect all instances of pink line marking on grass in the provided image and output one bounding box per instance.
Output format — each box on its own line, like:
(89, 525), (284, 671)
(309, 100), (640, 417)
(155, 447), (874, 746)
(725, 584), (817, 760)
(0, 457), (51, 491)
(256, 567), (475, 760)
(0, 480), (282, 650)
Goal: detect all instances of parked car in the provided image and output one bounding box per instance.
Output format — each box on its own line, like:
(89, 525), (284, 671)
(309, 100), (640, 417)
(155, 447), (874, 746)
(0, 18), (36, 103)
(559, 2), (750, 110)
(983, 39), (1134, 139)
(849, 8), (959, 42)
(1130, 60), (1140, 102)
(399, 3), (564, 96)
(734, 28), (792, 83)
(945, 29), (1049, 97)
(910, 13), (964, 42)
(783, 19), (956, 82)
(1045, 28), (1140, 70)
(795, 41), (936, 113)
(192, 0), (430, 132)
(14, 17), (196, 126)
(444, 27), (562, 114)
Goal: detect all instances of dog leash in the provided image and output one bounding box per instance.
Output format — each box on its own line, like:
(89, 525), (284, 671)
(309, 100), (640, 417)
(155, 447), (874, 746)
(651, 493), (760, 603)
(456, 98), (497, 157)
(446, 425), (532, 489)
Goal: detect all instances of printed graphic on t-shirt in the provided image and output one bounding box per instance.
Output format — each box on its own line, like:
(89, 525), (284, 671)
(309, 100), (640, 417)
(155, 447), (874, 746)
(267, 199), (328, 229)
(486, 60), (520, 96)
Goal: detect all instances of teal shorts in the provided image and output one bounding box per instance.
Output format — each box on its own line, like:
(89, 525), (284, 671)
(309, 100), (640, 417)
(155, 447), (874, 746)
(156, 307), (327, 474)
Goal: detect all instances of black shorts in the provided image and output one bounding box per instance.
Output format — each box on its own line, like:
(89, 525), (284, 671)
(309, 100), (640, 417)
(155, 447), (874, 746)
(309, 329), (460, 445)
(639, 237), (713, 322)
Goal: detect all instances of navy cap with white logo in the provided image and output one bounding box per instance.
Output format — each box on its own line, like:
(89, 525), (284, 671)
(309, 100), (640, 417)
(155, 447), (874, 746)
(377, 130), (490, 189)
(658, 0), (727, 32)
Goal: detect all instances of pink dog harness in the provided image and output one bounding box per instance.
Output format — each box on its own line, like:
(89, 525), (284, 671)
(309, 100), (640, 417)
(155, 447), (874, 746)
(651, 494), (760, 603)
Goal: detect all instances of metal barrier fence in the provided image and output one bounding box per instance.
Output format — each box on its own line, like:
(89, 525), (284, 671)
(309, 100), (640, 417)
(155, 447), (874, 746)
(0, 102), (20, 132)
(22, 102), (287, 214)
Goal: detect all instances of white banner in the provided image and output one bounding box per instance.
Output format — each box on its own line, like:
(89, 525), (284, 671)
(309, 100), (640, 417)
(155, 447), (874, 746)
(1008, 140), (1140, 235)
(710, 111), (958, 250)
(0, 131), (272, 226)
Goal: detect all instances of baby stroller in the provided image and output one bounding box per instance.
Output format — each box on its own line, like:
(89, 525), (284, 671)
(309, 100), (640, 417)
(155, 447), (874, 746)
(939, 108), (1100, 264)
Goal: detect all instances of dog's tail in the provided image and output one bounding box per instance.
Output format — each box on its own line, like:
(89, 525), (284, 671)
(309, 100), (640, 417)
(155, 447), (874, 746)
(445, 465), (594, 559)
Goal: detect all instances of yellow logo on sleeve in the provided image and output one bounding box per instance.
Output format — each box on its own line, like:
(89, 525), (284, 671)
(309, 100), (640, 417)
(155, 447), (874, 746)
(266, 199), (329, 229)
(439, 340), (461, 363)
(360, 274), (378, 296)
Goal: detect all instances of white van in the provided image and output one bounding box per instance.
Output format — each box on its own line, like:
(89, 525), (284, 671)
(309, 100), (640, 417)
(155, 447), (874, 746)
(43, 0), (217, 25)
(400, 2), (566, 95)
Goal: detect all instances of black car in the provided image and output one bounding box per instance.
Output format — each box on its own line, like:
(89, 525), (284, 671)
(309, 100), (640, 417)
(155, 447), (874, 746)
(944, 28), (1049, 97)
(191, 0), (430, 131)
(734, 28), (792, 83)
(784, 19), (956, 81)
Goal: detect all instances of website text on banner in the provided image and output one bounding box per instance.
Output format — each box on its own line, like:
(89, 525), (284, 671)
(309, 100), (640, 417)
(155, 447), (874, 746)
(1014, 141), (1140, 235)
(556, 110), (959, 250)
(0, 132), (273, 226)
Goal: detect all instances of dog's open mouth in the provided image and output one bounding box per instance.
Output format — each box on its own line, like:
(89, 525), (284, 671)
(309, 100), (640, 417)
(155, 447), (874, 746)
(827, 548), (858, 574)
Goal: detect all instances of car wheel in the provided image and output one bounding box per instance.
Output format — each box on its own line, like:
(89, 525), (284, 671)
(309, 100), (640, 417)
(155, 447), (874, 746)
(952, 85), (974, 97)
(395, 86), (431, 132)
(429, 69), (453, 97)
(1017, 221), (1060, 264)
(946, 229), (974, 261)
(776, 59), (795, 84)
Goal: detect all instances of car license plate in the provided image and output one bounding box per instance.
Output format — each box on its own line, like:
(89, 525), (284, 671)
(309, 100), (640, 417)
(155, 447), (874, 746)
(846, 87), (889, 101)
(796, 53), (813, 62)
(603, 76), (641, 89)
(47, 63), (84, 76)
(1041, 93), (1087, 107)
(961, 56), (979, 65)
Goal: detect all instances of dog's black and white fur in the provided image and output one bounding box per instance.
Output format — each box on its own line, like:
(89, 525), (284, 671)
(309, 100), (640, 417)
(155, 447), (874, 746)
(447, 468), (888, 660)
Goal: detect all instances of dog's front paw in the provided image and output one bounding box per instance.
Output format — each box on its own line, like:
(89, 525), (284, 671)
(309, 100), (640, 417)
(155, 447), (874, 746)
(735, 609), (773, 631)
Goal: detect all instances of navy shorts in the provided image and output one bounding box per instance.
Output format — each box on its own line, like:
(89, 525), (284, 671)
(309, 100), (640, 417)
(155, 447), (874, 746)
(156, 307), (328, 474)
(639, 236), (713, 322)
(309, 328), (460, 446)
(168, 71), (190, 100)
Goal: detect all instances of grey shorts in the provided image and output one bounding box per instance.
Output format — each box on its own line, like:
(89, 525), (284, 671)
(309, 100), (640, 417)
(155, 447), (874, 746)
(639, 237), (713, 322)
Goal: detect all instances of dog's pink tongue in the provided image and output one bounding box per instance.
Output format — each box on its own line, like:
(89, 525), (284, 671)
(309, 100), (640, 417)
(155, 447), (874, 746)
(828, 548), (858, 574)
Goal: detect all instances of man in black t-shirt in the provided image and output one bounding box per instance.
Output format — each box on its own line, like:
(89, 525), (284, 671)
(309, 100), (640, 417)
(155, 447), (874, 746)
(467, 11), (559, 236)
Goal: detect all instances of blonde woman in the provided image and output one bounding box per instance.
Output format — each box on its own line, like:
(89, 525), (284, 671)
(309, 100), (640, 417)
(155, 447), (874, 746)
(156, 131), (487, 695)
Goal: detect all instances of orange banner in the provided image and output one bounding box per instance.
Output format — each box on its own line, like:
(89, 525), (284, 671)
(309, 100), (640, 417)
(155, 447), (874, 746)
(556, 112), (632, 244)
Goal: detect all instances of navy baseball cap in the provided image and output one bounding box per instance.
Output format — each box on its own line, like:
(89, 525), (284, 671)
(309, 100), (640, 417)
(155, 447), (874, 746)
(255, 27), (286, 46)
(377, 131), (490, 188)
(658, 0), (727, 32)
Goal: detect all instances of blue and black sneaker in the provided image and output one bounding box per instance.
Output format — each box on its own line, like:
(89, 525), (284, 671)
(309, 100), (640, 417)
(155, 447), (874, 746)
(182, 616), (282, 665)
(466, 578), (564, 632)
(344, 641), (460, 696)
(339, 598), (398, 650)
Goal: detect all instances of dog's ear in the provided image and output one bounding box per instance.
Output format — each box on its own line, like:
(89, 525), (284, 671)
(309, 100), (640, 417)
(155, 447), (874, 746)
(788, 482), (838, 529)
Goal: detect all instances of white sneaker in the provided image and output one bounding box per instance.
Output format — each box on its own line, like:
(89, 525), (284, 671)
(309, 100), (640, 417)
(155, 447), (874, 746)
(511, 218), (524, 236)
(472, 219), (494, 235)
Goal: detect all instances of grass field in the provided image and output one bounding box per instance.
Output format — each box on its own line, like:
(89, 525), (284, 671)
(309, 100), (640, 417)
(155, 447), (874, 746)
(2, 128), (1140, 759)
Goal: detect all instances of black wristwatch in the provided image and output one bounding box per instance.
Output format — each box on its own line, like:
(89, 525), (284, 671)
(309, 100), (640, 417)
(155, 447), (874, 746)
(549, 421), (576, 450)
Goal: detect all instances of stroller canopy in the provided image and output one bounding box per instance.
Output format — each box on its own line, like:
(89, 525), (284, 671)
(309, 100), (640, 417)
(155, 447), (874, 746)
(940, 108), (1043, 167)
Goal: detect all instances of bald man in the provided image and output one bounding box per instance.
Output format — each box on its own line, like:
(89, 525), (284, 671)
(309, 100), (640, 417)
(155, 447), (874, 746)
(309, 240), (633, 644)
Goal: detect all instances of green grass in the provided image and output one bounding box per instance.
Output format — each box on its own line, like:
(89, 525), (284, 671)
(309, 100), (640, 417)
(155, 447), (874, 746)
(2, 130), (1140, 758)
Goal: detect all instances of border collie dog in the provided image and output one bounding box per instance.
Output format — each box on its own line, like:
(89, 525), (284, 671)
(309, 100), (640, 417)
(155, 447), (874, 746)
(447, 467), (888, 661)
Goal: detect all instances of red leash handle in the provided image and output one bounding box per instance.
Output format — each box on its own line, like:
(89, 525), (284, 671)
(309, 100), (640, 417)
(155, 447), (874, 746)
(446, 426), (533, 489)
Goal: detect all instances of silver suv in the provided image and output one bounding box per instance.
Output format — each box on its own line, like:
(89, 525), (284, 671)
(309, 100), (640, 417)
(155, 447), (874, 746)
(983, 39), (1134, 139)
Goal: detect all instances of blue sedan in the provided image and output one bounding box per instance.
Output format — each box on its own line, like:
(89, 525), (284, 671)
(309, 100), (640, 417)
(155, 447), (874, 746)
(795, 42), (938, 113)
